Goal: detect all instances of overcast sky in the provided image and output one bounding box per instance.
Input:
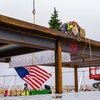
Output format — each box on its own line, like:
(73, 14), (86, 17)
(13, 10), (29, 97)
(0, 0), (100, 41)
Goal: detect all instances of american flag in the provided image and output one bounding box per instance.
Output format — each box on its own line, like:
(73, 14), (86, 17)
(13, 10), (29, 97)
(15, 65), (52, 90)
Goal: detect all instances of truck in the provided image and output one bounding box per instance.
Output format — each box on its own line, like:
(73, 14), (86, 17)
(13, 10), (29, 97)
(89, 67), (100, 90)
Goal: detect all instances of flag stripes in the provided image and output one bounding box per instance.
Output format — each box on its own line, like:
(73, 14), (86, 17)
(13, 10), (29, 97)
(15, 65), (52, 90)
(29, 68), (50, 80)
(29, 72), (45, 83)
(29, 65), (51, 78)
(23, 75), (39, 90)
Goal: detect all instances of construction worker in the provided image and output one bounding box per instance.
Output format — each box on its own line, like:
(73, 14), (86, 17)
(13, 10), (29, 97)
(61, 21), (74, 33)
(72, 22), (81, 41)
(22, 83), (29, 96)
(67, 21), (74, 33)
(61, 23), (68, 33)
(61, 21), (81, 41)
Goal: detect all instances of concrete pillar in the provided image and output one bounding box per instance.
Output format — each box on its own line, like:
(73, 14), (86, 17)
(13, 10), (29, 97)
(74, 66), (78, 92)
(55, 40), (62, 93)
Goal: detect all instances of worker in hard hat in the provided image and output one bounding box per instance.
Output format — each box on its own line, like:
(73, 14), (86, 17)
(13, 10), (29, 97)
(61, 23), (68, 33)
(72, 22), (81, 41)
(22, 83), (29, 96)
(67, 21), (74, 32)
(61, 21), (74, 33)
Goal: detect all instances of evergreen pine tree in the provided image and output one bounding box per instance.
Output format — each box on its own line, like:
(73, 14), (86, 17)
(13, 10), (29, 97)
(48, 8), (62, 31)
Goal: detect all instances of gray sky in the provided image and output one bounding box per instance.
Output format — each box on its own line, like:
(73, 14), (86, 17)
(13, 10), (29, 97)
(0, 0), (100, 41)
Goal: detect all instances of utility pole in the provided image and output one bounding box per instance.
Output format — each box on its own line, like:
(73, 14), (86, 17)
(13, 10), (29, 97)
(32, 0), (36, 24)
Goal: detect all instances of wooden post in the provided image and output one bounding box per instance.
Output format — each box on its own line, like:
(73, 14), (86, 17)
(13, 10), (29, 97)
(55, 40), (62, 93)
(74, 66), (78, 92)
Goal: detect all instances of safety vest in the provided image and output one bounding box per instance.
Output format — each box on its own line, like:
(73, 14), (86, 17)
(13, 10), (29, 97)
(67, 24), (74, 31)
(22, 90), (29, 96)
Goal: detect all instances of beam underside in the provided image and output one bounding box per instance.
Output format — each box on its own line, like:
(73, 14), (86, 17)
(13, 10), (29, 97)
(0, 29), (100, 58)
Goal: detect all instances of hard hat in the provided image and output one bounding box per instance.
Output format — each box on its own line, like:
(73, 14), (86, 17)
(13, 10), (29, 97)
(24, 83), (27, 86)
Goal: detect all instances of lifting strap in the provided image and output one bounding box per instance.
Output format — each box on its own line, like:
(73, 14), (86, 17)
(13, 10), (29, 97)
(82, 38), (92, 62)
(82, 38), (88, 62)
(89, 39), (92, 59)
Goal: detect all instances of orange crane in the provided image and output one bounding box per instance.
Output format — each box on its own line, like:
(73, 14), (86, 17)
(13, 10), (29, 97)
(89, 67), (100, 90)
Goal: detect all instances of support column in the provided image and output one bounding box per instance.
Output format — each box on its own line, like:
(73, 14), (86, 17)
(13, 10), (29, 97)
(55, 40), (62, 93)
(74, 66), (78, 92)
